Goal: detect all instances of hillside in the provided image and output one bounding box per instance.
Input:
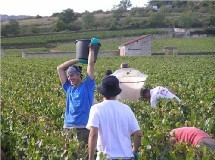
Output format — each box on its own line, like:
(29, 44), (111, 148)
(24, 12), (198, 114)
(1, 1), (215, 37)
(1, 16), (57, 27)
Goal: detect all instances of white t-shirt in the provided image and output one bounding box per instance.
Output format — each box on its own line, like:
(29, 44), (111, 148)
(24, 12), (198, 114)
(150, 86), (181, 108)
(86, 100), (140, 159)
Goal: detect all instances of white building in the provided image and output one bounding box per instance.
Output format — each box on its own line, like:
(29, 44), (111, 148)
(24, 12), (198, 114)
(119, 35), (152, 56)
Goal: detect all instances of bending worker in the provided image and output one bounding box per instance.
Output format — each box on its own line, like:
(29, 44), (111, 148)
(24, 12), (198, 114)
(169, 127), (215, 151)
(140, 86), (181, 108)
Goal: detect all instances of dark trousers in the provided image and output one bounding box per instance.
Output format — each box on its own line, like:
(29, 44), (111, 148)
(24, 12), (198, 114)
(198, 137), (215, 150)
(64, 128), (90, 149)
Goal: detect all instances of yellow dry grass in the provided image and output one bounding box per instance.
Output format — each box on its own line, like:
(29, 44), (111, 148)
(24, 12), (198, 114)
(1, 17), (58, 27)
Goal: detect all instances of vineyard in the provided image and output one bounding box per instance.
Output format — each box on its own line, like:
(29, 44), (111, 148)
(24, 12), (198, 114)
(1, 55), (215, 159)
(3, 37), (215, 58)
(1, 29), (166, 47)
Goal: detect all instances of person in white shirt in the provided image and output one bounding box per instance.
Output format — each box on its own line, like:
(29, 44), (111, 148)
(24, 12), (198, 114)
(139, 86), (181, 108)
(87, 75), (143, 160)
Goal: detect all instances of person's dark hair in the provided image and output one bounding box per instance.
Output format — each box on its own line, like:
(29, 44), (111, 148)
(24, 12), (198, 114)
(105, 70), (112, 76)
(73, 65), (83, 79)
(73, 65), (82, 73)
(121, 63), (129, 68)
(140, 88), (150, 100)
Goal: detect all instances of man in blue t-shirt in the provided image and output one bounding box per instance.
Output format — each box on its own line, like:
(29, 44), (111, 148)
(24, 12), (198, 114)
(57, 40), (98, 151)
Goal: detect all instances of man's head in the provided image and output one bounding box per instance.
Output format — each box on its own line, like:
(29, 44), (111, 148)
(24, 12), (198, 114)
(67, 65), (82, 86)
(139, 88), (151, 101)
(97, 75), (122, 99)
(120, 63), (129, 69)
(105, 69), (113, 76)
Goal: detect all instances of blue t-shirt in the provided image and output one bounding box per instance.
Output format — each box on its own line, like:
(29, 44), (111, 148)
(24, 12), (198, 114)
(63, 74), (95, 127)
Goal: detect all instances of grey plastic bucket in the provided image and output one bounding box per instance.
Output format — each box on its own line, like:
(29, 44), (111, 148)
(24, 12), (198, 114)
(75, 39), (101, 63)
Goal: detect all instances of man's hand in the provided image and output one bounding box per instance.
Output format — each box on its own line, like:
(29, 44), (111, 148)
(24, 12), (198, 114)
(88, 43), (94, 50)
(89, 38), (100, 49)
(133, 152), (138, 160)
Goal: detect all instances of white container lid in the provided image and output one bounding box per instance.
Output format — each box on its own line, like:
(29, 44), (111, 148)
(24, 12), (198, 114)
(112, 68), (148, 101)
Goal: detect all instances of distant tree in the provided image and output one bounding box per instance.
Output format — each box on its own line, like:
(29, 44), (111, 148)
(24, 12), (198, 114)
(82, 11), (95, 30)
(117, 0), (132, 10)
(129, 7), (138, 16)
(1, 19), (20, 36)
(177, 11), (198, 28)
(199, 1), (215, 12)
(208, 2), (215, 12)
(129, 7), (146, 17)
(54, 20), (66, 31)
(58, 8), (77, 24)
(1, 26), (8, 37)
(108, 17), (117, 30)
(69, 20), (82, 31)
(120, 15), (140, 29)
(112, 8), (125, 20)
(92, 10), (104, 14)
(172, 1), (187, 8)
(186, 1), (197, 11)
(129, 20), (140, 28)
(94, 19), (108, 29)
(9, 20), (20, 35)
(147, 11), (166, 27)
(208, 16), (215, 26)
(35, 15), (42, 19)
(121, 16), (132, 28)
(31, 26), (40, 34)
(52, 12), (60, 17)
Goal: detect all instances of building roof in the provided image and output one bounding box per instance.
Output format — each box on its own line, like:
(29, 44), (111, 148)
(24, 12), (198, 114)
(120, 35), (150, 46)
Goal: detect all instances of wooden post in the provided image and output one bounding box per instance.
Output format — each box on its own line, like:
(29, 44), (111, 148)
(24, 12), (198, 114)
(1, 48), (4, 57)
(163, 46), (177, 55)
(22, 50), (26, 58)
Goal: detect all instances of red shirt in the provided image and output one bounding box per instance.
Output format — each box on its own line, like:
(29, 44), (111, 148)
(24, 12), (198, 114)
(170, 127), (211, 146)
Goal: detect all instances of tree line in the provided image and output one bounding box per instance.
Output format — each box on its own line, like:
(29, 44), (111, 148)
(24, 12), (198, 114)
(1, 0), (215, 37)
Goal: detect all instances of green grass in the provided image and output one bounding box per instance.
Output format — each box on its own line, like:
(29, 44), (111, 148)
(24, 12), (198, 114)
(1, 28), (166, 47)
(3, 48), (49, 57)
(3, 37), (215, 57)
(153, 37), (215, 53)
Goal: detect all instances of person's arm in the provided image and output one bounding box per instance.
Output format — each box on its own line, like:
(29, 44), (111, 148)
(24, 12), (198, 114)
(169, 131), (177, 149)
(168, 89), (176, 95)
(88, 126), (98, 160)
(87, 44), (95, 80)
(150, 96), (157, 108)
(57, 59), (79, 85)
(166, 88), (181, 103)
(132, 130), (143, 153)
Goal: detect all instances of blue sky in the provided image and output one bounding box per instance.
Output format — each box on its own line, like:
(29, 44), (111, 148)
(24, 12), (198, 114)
(0, 0), (149, 16)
